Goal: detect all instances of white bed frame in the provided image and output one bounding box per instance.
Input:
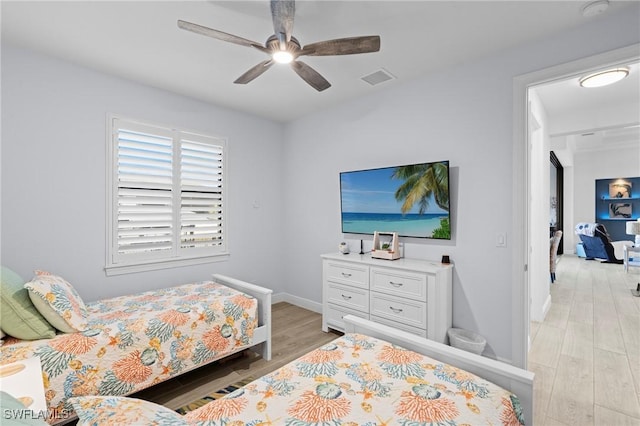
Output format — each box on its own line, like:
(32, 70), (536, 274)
(212, 274), (272, 361)
(344, 315), (534, 425)
(51, 274), (272, 425)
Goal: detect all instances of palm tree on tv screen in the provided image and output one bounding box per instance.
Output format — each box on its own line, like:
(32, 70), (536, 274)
(392, 162), (449, 214)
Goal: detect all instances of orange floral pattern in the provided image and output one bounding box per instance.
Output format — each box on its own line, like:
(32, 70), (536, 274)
(396, 385), (460, 422)
(185, 391), (248, 420)
(0, 281), (257, 421)
(49, 333), (97, 355)
(202, 326), (231, 353)
(186, 334), (524, 425)
(112, 351), (153, 384)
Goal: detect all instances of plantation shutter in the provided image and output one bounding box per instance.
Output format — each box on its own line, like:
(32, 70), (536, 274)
(110, 117), (227, 268)
(180, 135), (224, 251)
(116, 123), (174, 259)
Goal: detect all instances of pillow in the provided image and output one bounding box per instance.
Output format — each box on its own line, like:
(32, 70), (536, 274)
(0, 391), (49, 426)
(0, 266), (56, 340)
(24, 271), (89, 333)
(68, 396), (188, 426)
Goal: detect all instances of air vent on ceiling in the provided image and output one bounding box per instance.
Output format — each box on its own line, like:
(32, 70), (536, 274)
(361, 68), (395, 86)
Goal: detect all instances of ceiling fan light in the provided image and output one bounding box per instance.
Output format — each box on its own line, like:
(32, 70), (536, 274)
(579, 67), (629, 88)
(272, 50), (293, 64)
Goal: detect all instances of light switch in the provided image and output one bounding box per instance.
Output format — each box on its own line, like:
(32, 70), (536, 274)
(496, 233), (507, 247)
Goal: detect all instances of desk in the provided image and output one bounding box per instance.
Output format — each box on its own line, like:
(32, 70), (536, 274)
(623, 245), (640, 273)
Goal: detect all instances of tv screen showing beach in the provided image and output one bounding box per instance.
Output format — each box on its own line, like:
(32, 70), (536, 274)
(340, 161), (450, 239)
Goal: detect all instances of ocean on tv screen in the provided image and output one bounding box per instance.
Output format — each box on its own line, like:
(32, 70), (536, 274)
(342, 212), (448, 238)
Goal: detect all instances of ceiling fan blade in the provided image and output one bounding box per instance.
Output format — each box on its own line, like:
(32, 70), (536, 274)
(299, 35), (381, 56)
(234, 60), (274, 85)
(177, 20), (267, 52)
(270, 0), (295, 50)
(291, 60), (331, 92)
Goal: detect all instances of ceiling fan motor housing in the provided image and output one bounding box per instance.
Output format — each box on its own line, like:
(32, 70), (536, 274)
(266, 35), (301, 54)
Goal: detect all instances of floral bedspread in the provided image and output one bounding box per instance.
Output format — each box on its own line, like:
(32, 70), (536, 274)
(185, 333), (524, 425)
(0, 281), (258, 417)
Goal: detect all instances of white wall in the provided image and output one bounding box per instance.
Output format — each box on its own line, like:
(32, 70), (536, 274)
(283, 63), (518, 361)
(563, 165), (575, 253)
(528, 90), (551, 323)
(551, 139), (639, 252)
(548, 100), (640, 136)
(1, 5), (638, 364)
(1, 44), (285, 302)
(573, 145), (640, 241)
(282, 6), (640, 362)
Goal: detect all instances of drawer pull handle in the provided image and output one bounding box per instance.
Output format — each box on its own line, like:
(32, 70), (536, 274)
(389, 306), (403, 314)
(341, 294), (352, 300)
(389, 281), (403, 287)
(341, 272), (352, 278)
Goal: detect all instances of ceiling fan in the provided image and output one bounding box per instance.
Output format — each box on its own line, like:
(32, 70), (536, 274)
(177, 0), (381, 92)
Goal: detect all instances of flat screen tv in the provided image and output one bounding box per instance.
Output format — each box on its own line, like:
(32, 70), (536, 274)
(340, 160), (450, 239)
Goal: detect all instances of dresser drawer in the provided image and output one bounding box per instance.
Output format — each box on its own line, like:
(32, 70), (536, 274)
(326, 304), (369, 332)
(370, 292), (426, 329)
(370, 268), (427, 300)
(326, 282), (369, 312)
(325, 261), (368, 289)
(370, 315), (427, 338)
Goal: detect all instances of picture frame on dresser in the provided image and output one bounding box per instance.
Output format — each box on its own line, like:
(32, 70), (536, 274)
(321, 252), (453, 343)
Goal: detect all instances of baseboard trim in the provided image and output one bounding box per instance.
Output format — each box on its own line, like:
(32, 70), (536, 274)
(272, 292), (322, 314)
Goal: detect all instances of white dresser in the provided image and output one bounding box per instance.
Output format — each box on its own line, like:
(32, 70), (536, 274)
(321, 252), (453, 343)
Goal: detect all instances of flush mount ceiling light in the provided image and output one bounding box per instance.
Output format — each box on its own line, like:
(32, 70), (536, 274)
(579, 67), (629, 88)
(582, 0), (609, 17)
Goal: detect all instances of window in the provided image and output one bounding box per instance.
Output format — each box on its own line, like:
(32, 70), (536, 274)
(106, 116), (227, 274)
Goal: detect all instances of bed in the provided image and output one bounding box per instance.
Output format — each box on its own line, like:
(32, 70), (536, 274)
(67, 315), (535, 425)
(0, 273), (272, 424)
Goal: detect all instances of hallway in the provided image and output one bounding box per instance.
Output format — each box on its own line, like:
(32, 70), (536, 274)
(529, 254), (640, 425)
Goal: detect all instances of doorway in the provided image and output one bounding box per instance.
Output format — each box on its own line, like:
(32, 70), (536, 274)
(511, 43), (640, 369)
(550, 152), (564, 255)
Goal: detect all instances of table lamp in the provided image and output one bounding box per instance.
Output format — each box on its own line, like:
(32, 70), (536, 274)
(626, 220), (640, 246)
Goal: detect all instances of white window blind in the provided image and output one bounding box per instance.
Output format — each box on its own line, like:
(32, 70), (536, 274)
(180, 138), (224, 250)
(107, 116), (227, 273)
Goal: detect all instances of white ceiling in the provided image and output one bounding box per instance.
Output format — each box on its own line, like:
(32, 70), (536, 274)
(535, 60), (639, 166)
(3, 0), (638, 124)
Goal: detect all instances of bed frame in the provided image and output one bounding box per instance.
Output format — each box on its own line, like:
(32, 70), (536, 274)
(40, 274), (272, 425)
(344, 315), (534, 425)
(212, 274), (272, 361)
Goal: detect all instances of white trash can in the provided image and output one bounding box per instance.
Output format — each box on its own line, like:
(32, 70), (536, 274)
(447, 328), (486, 355)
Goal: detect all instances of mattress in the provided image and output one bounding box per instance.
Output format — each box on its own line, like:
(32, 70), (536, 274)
(0, 280), (258, 415)
(184, 332), (524, 425)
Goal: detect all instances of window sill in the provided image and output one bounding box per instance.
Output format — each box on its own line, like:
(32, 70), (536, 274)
(104, 252), (230, 276)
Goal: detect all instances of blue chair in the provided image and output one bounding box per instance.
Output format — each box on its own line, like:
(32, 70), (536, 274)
(576, 223), (623, 264)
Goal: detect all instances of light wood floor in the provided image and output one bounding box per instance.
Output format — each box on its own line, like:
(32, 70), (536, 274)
(131, 302), (341, 410)
(529, 254), (640, 425)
